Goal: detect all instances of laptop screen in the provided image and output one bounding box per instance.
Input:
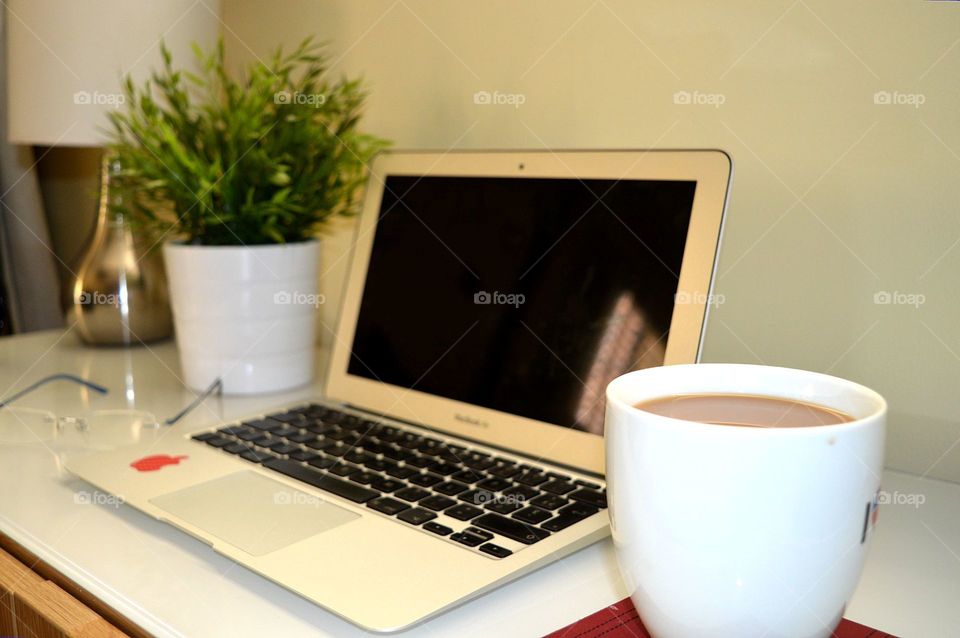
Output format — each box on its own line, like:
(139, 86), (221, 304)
(347, 175), (697, 435)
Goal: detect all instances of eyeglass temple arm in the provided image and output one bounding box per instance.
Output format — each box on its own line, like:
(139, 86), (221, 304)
(164, 377), (223, 426)
(0, 374), (109, 409)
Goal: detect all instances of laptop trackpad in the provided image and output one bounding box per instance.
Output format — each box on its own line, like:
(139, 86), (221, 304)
(150, 471), (359, 556)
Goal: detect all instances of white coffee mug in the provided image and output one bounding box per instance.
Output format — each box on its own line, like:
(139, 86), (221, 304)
(605, 364), (886, 638)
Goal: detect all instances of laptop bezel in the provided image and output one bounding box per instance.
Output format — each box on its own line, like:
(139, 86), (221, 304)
(325, 149), (731, 475)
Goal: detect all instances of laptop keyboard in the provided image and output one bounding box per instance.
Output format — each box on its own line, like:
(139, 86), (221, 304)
(190, 403), (606, 559)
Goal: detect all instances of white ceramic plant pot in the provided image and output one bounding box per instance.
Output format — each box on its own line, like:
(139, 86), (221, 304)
(163, 240), (320, 394)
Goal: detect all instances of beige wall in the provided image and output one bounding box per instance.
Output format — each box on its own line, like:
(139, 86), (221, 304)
(221, 0), (960, 483)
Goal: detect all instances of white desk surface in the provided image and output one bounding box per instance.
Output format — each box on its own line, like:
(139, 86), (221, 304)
(0, 330), (958, 638)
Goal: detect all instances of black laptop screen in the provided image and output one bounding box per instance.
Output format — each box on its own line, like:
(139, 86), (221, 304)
(347, 175), (697, 434)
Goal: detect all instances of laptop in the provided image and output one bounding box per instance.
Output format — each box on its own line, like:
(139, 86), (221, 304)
(67, 149), (731, 632)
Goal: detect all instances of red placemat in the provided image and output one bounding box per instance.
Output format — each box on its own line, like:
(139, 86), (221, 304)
(544, 597), (896, 638)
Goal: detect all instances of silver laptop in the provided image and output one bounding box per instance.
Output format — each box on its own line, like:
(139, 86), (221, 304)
(67, 149), (731, 632)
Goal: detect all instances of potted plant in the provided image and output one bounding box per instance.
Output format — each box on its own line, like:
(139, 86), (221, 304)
(108, 39), (386, 393)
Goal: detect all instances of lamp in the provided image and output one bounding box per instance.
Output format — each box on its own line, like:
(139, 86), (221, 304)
(6, 0), (221, 344)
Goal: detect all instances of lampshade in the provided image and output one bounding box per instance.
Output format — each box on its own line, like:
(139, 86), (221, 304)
(6, 0), (221, 146)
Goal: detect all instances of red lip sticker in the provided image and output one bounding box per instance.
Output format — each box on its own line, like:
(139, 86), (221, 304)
(130, 454), (188, 472)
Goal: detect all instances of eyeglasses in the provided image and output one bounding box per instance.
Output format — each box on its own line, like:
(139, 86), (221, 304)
(0, 374), (222, 450)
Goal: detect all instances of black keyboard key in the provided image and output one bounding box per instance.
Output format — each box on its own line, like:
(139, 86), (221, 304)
(273, 426), (301, 438)
(541, 479), (576, 495)
(450, 531), (487, 547)
(451, 469), (485, 484)
(344, 450), (373, 464)
(350, 471), (379, 485)
(488, 463), (521, 479)
(445, 503), (483, 521)
(434, 481), (469, 496)
(223, 442), (248, 454)
(397, 508), (437, 526)
(419, 495), (456, 511)
(575, 479), (602, 490)
(541, 502), (599, 532)
(250, 434), (273, 447)
(263, 459), (379, 503)
(503, 485), (539, 501)
(395, 486), (431, 502)
(465, 526), (493, 541)
(304, 437), (334, 451)
(409, 472), (443, 487)
(514, 471), (549, 486)
(386, 465), (418, 480)
(423, 521), (453, 536)
(329, 463), (359, 477)
(370, 476), (405, 493)
(289, 449), (319, 462)
(380, 446), (406, 461)
(405, 456), (432, 469)
(205, 436), (233, 448)
(235, 429), (264, 442)
(308, 455), (336, 470)
(363, 458), (389, 472)
(513, 506), (553, 525)
(245, 418), (283, 432)
(307, 423), (338, 436)
(239, 449), (275, 463)
(569, 488), (607, 509)
(530, 494), (568, 510)
(325, 444), (349, 457)
(287, 431), (315, 444)
(396, 434), (422, 449)
(463, 456), (495, 471)
(472, 513), (551, 545)
(485, 499), (525, 515)
(427, 461), (460, 476)
(367, 497), (410, 515)
(266, 412), (305, 424)
(459, 489), (495, 507)
(476, 477), (512, 492)
(192, 431), (219, 441)
(218, 425), (248, 436)
(268, 442), (301, 455)
(479, 543), (512, 558)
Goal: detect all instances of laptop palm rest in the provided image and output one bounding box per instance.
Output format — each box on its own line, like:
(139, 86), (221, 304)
(149, 471), (359, 556)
